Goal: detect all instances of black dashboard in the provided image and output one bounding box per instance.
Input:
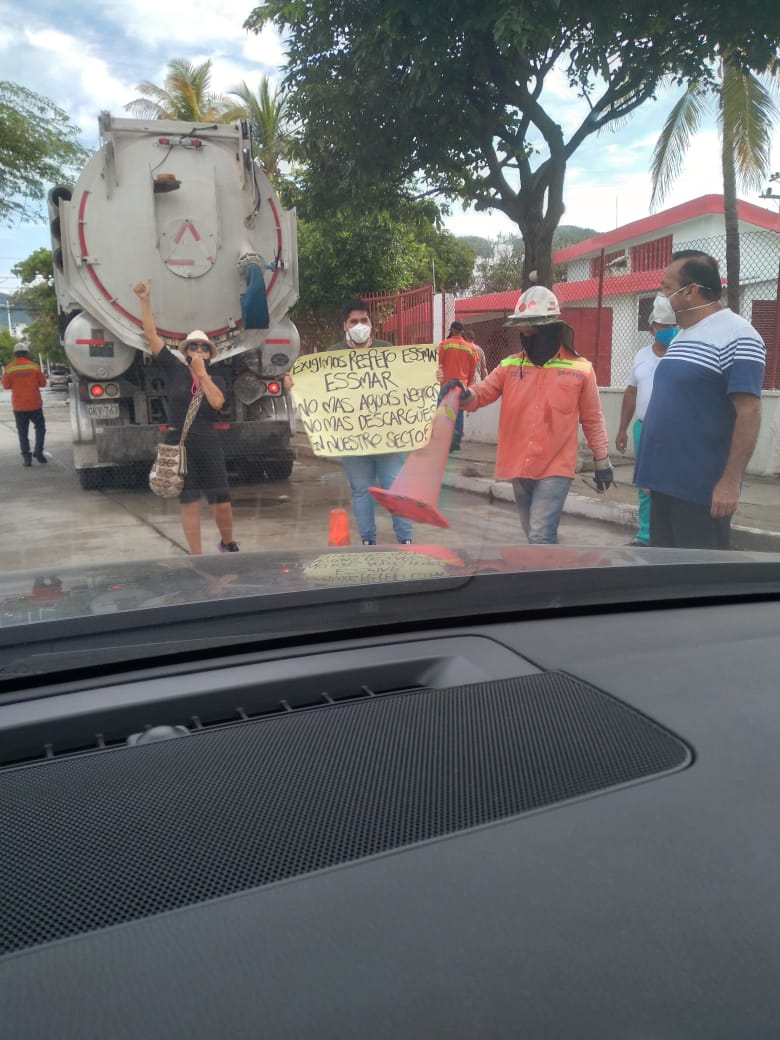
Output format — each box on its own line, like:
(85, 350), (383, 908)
(2, 596), (780, 1037)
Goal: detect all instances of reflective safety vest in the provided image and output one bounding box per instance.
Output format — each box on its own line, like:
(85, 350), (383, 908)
(463, 350), (609, 480)
(2, 356), (46, 411)
(438, 336), (477, 386)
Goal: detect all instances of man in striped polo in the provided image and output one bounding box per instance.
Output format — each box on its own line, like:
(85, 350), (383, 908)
(444, 286), (613, 544)
(635, 250), (766, 549)
(2, 339), (48, 467)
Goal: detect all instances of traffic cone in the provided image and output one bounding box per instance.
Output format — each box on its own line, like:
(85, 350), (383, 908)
(328, 508), (351, 546)
(368, 387), (460, 529)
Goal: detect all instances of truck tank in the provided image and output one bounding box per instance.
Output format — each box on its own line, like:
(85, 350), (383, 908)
(49, 112), (300, 489)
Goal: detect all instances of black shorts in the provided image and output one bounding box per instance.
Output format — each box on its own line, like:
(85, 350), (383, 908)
(167, 432), (230, 505)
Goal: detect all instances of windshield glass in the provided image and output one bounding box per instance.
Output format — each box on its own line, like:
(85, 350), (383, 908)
(2, 9), (780, 681)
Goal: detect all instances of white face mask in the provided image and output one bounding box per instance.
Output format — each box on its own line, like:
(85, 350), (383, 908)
(662, 284), (715, 314)
(347, 322), (371, 345)
(651, 293), (677, 325)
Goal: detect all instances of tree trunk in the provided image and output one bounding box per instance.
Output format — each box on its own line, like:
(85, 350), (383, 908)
(721, 100), (741, 313)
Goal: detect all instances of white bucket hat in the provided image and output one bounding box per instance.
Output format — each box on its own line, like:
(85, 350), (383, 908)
(181, 329), (217, 359)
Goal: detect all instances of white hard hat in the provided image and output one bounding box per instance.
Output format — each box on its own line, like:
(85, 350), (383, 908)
(505, 286), (564, 326)
(650, 294), (677, 326)
(505, 286), (574, 349)
(13, 339), (30, 354)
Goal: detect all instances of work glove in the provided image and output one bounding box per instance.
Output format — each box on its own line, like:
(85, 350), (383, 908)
(440, 379), (472, 404)
(593, 457), (614, 492)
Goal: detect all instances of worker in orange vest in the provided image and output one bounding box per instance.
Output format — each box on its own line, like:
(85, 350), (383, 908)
(437, 320), (477, 452)
(2, 340), (48, 466)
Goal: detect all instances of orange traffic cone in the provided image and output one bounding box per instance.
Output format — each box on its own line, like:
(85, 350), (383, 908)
(328, 508), (351, 546)
(368, 387), (460, 529)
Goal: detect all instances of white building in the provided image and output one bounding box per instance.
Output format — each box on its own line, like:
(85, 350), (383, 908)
(552, 194), (780, 387)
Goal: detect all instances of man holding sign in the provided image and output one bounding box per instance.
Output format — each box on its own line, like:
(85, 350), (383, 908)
(286, 299), (439, 545)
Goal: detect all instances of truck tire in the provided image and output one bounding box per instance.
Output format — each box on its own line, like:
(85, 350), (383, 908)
(78, 468), (103, 491)
(264, 459), (294, 481)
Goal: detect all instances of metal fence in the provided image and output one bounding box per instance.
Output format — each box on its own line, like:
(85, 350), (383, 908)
(457, 232), (780, 389)
(556, 232), (780, 388)
(295, 286), (434, 354)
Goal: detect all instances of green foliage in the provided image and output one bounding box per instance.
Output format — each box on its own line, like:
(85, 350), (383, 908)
(125, 59), (235, 122)
(650, 55), (780, 310)
(0, 81), (89, 225)
(294, 199), (476, 315)
(228, 78), (297, 183)
(246, 0), (780, 287)
(475, 225), (598, 291)
(458, 236), (494, 259)
(0, 327), (15, 368)
(10, 248), (64, 363)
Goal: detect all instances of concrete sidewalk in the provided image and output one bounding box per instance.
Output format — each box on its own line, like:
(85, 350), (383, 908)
(294, 432), (780, 553)
(443, 439), (780, 553)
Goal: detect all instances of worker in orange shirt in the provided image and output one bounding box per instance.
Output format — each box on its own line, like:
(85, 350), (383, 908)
(2, 339), (48, 466)
(442, 287), (613, 544)
(437, 320), (477, 452)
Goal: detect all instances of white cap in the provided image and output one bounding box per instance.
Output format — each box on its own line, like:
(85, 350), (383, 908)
(650, 294), (677, 326)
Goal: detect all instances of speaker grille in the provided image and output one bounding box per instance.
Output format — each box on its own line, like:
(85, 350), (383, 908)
(0, 673), (689, 954)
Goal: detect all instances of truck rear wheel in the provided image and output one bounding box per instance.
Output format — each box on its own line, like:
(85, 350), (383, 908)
(264, 459), (294, 481)
(78, 468), (103, 491)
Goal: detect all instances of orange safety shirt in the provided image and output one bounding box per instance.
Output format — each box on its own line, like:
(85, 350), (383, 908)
(463, 349), (609, 480)
(438, 335), (477, 386)
(2, 356), (46, 412)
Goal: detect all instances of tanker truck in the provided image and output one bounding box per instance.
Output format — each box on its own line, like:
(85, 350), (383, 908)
(49, 112), (300, 489)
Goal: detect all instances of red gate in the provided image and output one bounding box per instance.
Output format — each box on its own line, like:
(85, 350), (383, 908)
(362, 286), (434, 345)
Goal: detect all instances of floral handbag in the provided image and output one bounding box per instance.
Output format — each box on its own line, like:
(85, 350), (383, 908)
(148, 389), (204, 498)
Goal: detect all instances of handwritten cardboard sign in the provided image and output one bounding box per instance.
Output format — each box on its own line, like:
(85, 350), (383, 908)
(290, 344), (439, 457)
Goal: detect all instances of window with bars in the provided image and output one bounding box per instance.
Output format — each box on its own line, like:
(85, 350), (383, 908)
(630, 235), (672, 273)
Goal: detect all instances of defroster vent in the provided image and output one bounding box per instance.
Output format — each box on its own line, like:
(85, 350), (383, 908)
(0, 673), (690, 955)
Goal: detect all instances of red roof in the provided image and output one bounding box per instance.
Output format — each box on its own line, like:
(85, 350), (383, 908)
(552, 270), (664, 302)
(455, 291), (522, 317)
(554, 194), (780, 264)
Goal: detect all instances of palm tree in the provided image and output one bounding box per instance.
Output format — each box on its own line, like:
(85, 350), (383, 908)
(650, 55), (779, 313)
(125, 59), (234, 123)
(228, 77), (295, 183)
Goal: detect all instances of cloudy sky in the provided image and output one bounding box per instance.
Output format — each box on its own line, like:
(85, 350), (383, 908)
(2, 0), (778, 291)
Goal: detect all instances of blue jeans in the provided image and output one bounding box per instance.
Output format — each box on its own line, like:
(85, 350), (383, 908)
(511, 476), (573, 544)
(340, 453), (413, 543)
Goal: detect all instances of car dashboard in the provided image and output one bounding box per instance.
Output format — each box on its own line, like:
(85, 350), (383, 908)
(1, 593), (780, 1038)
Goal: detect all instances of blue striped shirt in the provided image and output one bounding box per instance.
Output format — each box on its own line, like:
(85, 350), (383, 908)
(634, 309), (765, 505)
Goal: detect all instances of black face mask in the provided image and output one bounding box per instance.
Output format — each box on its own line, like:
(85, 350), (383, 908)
(522, 326), (560, 366)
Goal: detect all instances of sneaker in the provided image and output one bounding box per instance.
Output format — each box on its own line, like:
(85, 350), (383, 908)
(22, 454), (32, 467)
(626, 538), (649, 547)
(361, 539), (376, 545)
(400, 540), (413, 544)
(34, 453), (48, 464)
(218, 540), (240, 553)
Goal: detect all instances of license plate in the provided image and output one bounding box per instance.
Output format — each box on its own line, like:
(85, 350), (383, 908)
(87, 402), (119, 419)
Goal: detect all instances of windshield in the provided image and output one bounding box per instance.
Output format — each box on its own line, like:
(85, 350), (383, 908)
(2, 8), (780, 683)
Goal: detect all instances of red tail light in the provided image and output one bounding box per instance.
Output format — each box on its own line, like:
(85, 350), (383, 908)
(90, 384), (104, 398)
(268, 381), (281, 395)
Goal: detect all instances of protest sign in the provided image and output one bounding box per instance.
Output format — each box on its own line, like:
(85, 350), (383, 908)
(290, 344), (439, 457)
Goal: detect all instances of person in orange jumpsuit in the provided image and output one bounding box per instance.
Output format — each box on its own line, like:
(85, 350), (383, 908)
(437, 321), (477, 452)
(2, 340), (48, 466)
(442, 287), (613, 544)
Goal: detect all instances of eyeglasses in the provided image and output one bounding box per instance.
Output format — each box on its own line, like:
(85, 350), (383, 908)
(186, 343), (211, 353)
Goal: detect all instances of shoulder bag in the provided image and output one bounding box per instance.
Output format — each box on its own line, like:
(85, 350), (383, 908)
(148, 389), (204, 498)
